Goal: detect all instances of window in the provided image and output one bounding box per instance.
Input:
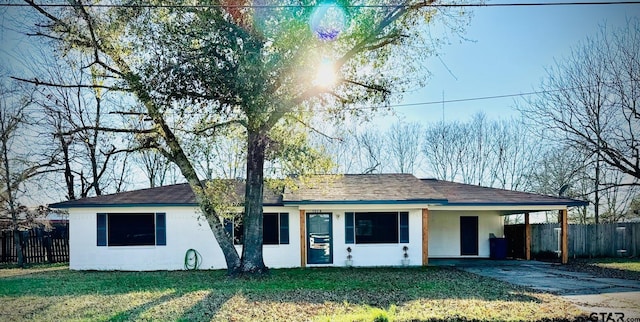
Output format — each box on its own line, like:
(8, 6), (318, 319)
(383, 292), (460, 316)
(225, 213), (289, 245)
(345, 212), (409, 244)
(97, 213), (166, 247)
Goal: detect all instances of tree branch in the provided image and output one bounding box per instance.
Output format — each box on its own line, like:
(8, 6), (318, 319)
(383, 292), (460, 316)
(287, 115), (342, 142)
(11, 76), (126, 91)
(58, 126), (155, 136)
(343, 79), (391, 94)
(191, 119), (246, 135)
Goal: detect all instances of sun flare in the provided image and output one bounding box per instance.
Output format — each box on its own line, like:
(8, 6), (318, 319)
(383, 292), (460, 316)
(314, 59), (338, 88)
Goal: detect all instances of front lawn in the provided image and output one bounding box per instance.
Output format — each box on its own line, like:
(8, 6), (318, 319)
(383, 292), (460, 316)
(0, 265), (585, 321)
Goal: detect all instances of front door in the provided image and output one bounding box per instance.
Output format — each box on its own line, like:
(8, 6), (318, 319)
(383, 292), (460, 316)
(460, 216), (479, 256)
(307, 213), (333, 264)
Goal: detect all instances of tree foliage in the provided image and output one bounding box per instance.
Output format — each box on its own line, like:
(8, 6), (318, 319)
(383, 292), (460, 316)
(20, 0), (466, 275)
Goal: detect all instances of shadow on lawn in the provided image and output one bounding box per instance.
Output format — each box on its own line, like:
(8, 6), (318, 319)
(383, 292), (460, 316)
(179, 290), (236, 321)
(1, 266), (551, 321)
(0, 266), (544, 301)
(108, 292), (184, 321)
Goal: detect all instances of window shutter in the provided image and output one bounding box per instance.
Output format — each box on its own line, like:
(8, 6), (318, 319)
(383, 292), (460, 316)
(399, 212), (409, 243)
(97, 213), (107, 246)
(279, 213), (289, 244)
(156, 213), (166, 246)
(345, 212), (354, 244)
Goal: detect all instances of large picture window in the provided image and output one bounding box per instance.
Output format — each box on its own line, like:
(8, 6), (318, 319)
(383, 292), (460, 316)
(226, 213), (289, 245)
(345, 212), (409, 244)
(97, 213), (166, 247)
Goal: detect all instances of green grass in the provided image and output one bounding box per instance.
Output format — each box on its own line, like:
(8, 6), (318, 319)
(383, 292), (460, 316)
(0, 265), (585, 321)
(589, 257), (640, 272)
(564, 257), (640, 280)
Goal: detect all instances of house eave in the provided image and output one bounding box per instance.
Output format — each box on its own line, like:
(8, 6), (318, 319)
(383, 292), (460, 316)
(50, 202), (284, 209)
(443, 201), (588, 207)
(428, 202), (587, 214)
(283, 199), (448, 206)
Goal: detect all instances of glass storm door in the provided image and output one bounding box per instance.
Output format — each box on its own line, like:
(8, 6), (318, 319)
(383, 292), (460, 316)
(307, 213), (333, 264)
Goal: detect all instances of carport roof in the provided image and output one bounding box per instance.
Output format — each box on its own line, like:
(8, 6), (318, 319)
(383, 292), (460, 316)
(420, 179), (587, 207)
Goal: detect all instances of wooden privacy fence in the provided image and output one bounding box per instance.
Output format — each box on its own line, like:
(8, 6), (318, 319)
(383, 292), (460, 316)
(505, 223), (640, 259)
(0, 225), (69, 264)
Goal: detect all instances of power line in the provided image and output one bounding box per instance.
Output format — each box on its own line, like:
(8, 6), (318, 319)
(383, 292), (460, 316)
(22, 87), (577, 115)
(382, 88), (559, 108)
(319, 84), (608, 111)
(2, 1), (640, 8)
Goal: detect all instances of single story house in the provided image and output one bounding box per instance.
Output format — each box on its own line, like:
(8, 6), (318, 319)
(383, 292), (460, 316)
(49, 174), (586, 270)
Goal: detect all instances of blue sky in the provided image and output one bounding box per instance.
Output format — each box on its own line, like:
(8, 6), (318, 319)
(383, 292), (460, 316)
(390, 1), (640, 125)
(1, 1), (637, 125)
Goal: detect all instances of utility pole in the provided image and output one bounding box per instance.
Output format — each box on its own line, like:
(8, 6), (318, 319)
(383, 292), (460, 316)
(441, 90), (445, 123)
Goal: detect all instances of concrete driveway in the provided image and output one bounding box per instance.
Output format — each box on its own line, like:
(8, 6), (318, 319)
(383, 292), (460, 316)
(431, 259), (640, 318)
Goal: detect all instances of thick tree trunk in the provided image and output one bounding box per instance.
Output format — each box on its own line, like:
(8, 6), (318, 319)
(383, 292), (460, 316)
(112, 64), (242, 275)
(169, 140), (242, 275)
(240, 129), (268, 275)
(199, 199), (242, 274)
(148, 110), (242, 275)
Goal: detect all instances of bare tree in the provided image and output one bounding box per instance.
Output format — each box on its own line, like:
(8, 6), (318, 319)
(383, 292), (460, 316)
(520, 19), (640, 223)
(422, 114), (537, 190)
(628, 194), (640, 220)
(31, 57), (132, 199)
(459, 113), (494, 185)
(0, 76), (57, 267)
(491, 119), (540, 190)
(599, 165), (639, 222)
(355, 129), (387, 174)
(135, 148), (172, 188)
(387, 122), (422, 174)
(422, 120), (465, 181)
(187, 126), (247, 180)
(312, 129), (359, 174)
(527, 145), (591, 223)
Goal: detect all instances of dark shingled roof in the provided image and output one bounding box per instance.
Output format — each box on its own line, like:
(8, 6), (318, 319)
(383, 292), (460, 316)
(49, 174), (587, 209)
(283, 174), (447, 204)
(49, 181), (283, 208)
(419, 179), (587, 207)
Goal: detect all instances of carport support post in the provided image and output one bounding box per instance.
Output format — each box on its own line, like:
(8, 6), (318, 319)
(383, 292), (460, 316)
(300, 210), (306, 268)
(525, 212), (531, 260)
(422, 208), (429, 266)
(560, 209), (568, 264)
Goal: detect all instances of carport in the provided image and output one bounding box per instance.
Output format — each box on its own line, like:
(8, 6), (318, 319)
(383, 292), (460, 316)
(421, 179), (588, 264)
